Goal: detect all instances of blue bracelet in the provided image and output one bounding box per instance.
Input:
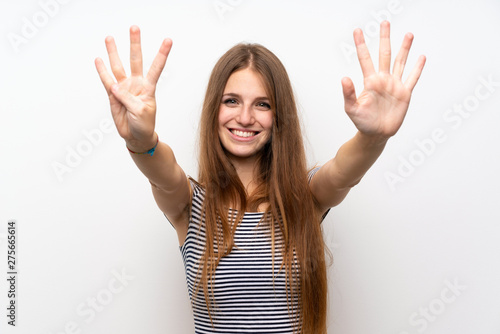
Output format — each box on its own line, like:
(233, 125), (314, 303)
(127, 134), (159, 156)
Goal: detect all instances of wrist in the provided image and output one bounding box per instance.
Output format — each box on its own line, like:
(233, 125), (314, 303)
(355, 131), (389, 149)
(126, 133), (158, 154)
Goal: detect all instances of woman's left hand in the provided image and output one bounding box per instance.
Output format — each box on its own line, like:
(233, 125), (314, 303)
(342, 21), (426, 142)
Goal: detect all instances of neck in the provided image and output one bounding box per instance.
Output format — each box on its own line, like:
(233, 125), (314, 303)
(228, 154), (259, 194)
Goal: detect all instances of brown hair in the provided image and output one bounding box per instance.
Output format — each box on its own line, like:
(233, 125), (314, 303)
(196, 43), (328, 334)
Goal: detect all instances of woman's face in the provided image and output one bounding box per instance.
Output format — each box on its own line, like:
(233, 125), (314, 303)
(218, 68), (273, 161)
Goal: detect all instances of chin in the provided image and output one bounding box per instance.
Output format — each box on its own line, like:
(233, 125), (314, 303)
(224, 147), (264, 160)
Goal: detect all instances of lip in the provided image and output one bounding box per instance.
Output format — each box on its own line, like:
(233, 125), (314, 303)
(227, 128), (260, 141)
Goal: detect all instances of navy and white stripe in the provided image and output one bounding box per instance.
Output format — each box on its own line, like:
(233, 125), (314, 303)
(180, 181), (302, 334)
(176, 167), (323, 333)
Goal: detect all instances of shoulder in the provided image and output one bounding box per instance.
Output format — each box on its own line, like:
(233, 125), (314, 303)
(187, 176), (205, 204)
(307, 166), (331, 221)
(164, 176), (204, 246)
(307, 166), (321, 183)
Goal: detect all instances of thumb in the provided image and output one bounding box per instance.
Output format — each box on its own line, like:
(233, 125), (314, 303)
(341, 77), (357, 113)
(111, 84), (143, 115)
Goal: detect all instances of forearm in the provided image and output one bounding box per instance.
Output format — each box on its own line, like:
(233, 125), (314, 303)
(325, 131), (387, 189)
(126, 133), (184, 191)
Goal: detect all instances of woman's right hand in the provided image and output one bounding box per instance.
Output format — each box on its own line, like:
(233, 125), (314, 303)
(95, 25), (172, 151)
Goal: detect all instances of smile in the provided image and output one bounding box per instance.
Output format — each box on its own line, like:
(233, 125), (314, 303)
(230, 129), (258, 138)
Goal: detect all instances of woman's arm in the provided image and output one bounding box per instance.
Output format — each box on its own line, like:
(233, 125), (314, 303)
(95, 26), (191, 235)
(310, 21), (426, 212)
(128, 139), (191, 225)
(310, 132), (387, 210)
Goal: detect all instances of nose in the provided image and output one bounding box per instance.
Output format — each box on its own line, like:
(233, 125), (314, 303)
(235, 105), (255, 126)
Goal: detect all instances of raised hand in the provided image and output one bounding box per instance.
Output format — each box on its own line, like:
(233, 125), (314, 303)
(95, 26), (172, 151)
(341, 21), (426, 142)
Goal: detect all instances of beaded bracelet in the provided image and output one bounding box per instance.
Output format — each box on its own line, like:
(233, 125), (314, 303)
(127, 134), (159, 156)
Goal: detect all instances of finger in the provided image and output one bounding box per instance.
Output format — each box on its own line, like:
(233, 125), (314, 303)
(341, 77), (357, 113)
(378, 21), (391, 73)
(404, 55), (426, 91)
(146, 38), (173, 85)
(393, 33), (414, 79)
(130, 25), (143, 77)
(105, 36), (127, 82)
(111, 83), (143, 114)
(353, 28), (376, 77)
(94, 57), (116, 96)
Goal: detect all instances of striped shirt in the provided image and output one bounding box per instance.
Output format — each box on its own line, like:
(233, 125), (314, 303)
(176, 168), (323, 333)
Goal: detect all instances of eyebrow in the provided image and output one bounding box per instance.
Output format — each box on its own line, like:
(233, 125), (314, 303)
(222, 93), (270, 100)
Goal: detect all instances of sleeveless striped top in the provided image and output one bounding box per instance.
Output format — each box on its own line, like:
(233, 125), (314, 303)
(176, 168), (323, 333)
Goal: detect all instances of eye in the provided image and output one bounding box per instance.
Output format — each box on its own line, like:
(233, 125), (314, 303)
(256, 102), (271, 110)
(223, 98), (238, 105)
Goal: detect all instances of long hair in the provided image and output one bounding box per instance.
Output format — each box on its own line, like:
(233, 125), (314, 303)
(197, 43), (328, 334)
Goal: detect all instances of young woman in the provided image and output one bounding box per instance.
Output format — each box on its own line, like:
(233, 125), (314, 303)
(95, 21), (425, 334)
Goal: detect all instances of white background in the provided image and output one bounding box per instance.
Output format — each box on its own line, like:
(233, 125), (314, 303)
(1, 0), (499, 333)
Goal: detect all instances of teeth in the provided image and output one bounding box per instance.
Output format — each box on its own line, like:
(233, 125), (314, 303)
(231, 130), (256, 138)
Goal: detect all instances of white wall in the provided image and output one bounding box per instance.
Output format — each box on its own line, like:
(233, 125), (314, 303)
(1, 0), (499, 333)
